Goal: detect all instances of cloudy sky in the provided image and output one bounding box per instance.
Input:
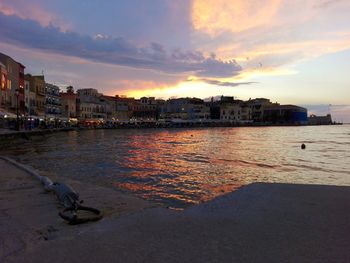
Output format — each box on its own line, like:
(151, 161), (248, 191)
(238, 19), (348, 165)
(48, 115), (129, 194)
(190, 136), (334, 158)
(0, 0), (349, 121)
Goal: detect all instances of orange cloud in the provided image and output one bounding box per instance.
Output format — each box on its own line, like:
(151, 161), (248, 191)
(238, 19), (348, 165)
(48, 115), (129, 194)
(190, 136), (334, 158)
(214, 36), (350, 81)
(112, 35), (350, 98)
(191, 0), (350, 83)
(272, 39), (348, 64)
(106, 79), (182, 98)
(192, 0), (282, 36)
(122, 78), (260, 100)
(123, 80), (213, 99)
(235, 39), (350, 61)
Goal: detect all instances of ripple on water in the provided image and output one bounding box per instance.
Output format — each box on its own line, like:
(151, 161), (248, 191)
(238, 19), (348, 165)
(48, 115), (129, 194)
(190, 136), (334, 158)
(1, 125), (349, 208)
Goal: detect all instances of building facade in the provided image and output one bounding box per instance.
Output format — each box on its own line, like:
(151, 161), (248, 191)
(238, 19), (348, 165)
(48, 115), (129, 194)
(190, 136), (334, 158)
(0, 62), (9, 111)
(217, 97), (242, 122)
(220, 103), (241, 122)
(0, 52), (26, 114)
(101, 96), (116, 121)
(132, 97), (158, 122)
(45, 83), (61, 117)
(308, 114), (332, 125)
(240, 102), (252, 122)
(114, 95), (134, 123)
(263, 105), (308, 124)
(24, 79), (36, 115)
(18, 63), (25, 114)
(77, 88), (106, 121)
(246, 98), (274, 122)
(160, 98), (210, 122)
(25, 74), (45, 117)
(60, 91), (77, 119)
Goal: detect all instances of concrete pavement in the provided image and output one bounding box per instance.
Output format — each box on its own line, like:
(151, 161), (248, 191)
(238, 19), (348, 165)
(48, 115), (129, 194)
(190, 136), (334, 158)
(1, 159), (349, 263)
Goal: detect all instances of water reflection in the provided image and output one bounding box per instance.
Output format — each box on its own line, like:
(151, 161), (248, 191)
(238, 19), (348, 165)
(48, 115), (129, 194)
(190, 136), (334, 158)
(1, 125), (350, 208)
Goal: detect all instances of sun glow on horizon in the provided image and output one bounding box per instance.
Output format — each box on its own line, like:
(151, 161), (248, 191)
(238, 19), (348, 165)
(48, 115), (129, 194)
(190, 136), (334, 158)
(125, 80), (214, 99)
(122, 66), (301, 100)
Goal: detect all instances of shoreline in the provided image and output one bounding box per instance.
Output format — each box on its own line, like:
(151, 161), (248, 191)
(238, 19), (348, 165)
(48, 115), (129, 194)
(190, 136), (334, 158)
(0, 122), (345, 142)
(0, 127), (75, 142)
(1, 158), (349, 262)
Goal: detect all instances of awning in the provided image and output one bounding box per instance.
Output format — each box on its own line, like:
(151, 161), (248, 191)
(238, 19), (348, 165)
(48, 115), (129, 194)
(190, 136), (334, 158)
(0, 110), (17, 118)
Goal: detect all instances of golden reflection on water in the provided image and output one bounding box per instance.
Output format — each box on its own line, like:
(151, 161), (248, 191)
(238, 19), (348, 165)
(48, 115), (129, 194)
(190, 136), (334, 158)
(1, 125), (350, 208)
(111, 126), (350, 207)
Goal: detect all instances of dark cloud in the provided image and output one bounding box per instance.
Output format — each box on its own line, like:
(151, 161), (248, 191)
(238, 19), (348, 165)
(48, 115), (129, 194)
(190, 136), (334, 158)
(0, 13), (242, 78)
(190, 78), (258, 87)
(171, 49), (205, 62)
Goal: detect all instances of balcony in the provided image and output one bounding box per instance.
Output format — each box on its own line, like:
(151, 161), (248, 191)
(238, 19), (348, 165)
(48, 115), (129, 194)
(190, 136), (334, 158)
(45, 100), (61, 106)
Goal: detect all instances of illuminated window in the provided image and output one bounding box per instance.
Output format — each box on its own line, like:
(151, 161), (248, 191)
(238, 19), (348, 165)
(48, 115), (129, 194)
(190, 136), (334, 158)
(1, 74), (5, 89)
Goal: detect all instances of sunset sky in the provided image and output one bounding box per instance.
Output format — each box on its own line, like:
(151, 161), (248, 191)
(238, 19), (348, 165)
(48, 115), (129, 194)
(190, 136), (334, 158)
(0, 0), (349, 122)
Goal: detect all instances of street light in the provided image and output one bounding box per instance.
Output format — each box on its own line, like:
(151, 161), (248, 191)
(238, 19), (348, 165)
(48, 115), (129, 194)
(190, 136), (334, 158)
(15, 89), (19, 131)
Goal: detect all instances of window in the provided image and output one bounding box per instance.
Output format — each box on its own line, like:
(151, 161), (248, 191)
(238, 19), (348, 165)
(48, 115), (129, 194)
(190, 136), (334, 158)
(1, 74), (6, 89)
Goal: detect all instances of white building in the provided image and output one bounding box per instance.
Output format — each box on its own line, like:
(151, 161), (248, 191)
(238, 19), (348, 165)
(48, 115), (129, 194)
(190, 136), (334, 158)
(45, 83), (61, 117)
(77, 88), (107, 120)
(220, 103), (241, 122)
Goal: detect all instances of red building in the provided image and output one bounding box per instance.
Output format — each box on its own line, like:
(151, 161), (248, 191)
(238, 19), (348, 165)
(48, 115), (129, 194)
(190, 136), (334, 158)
(0, 62), (9, 109)
(0, 52), (26, 114)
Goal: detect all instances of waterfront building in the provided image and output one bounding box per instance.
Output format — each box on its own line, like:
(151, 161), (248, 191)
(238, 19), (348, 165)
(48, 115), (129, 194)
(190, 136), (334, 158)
(77, 88), (107, 121)
(207, 96), (243, 123)
(189, 99), (210, 121)
(0, 62), (10, 111)
(160, 98), (210, 122)
(24, 79), (37, 116)
(0, 52), (26, 114)
(18, 64), (25, 114)
(246, 98), (274, 122)
(45, 83), (61, 118)
(220, 102), (241, 122)
(101, 95), (118, 121)
(308, 114), (332, 125)
(60, 90), (77, 119)
(263, 105), (308, 125)
(114, 95), (134, 123)
(159, 98), (186, 120)
(132, 97), (158, 122)
(207, 98), (221, 120)
(240, 102), (253, 122)
(24, 75), (40, 116)
(216, 96), (242, 123)
(25, 74), (46, 117)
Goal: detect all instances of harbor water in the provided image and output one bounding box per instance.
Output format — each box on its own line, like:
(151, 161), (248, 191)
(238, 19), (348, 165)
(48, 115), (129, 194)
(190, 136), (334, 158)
(1, 125), (349, 208)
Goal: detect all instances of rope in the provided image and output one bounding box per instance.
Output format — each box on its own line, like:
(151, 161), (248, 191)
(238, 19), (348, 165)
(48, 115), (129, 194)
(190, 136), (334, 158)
(0, 156), (103, 224)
